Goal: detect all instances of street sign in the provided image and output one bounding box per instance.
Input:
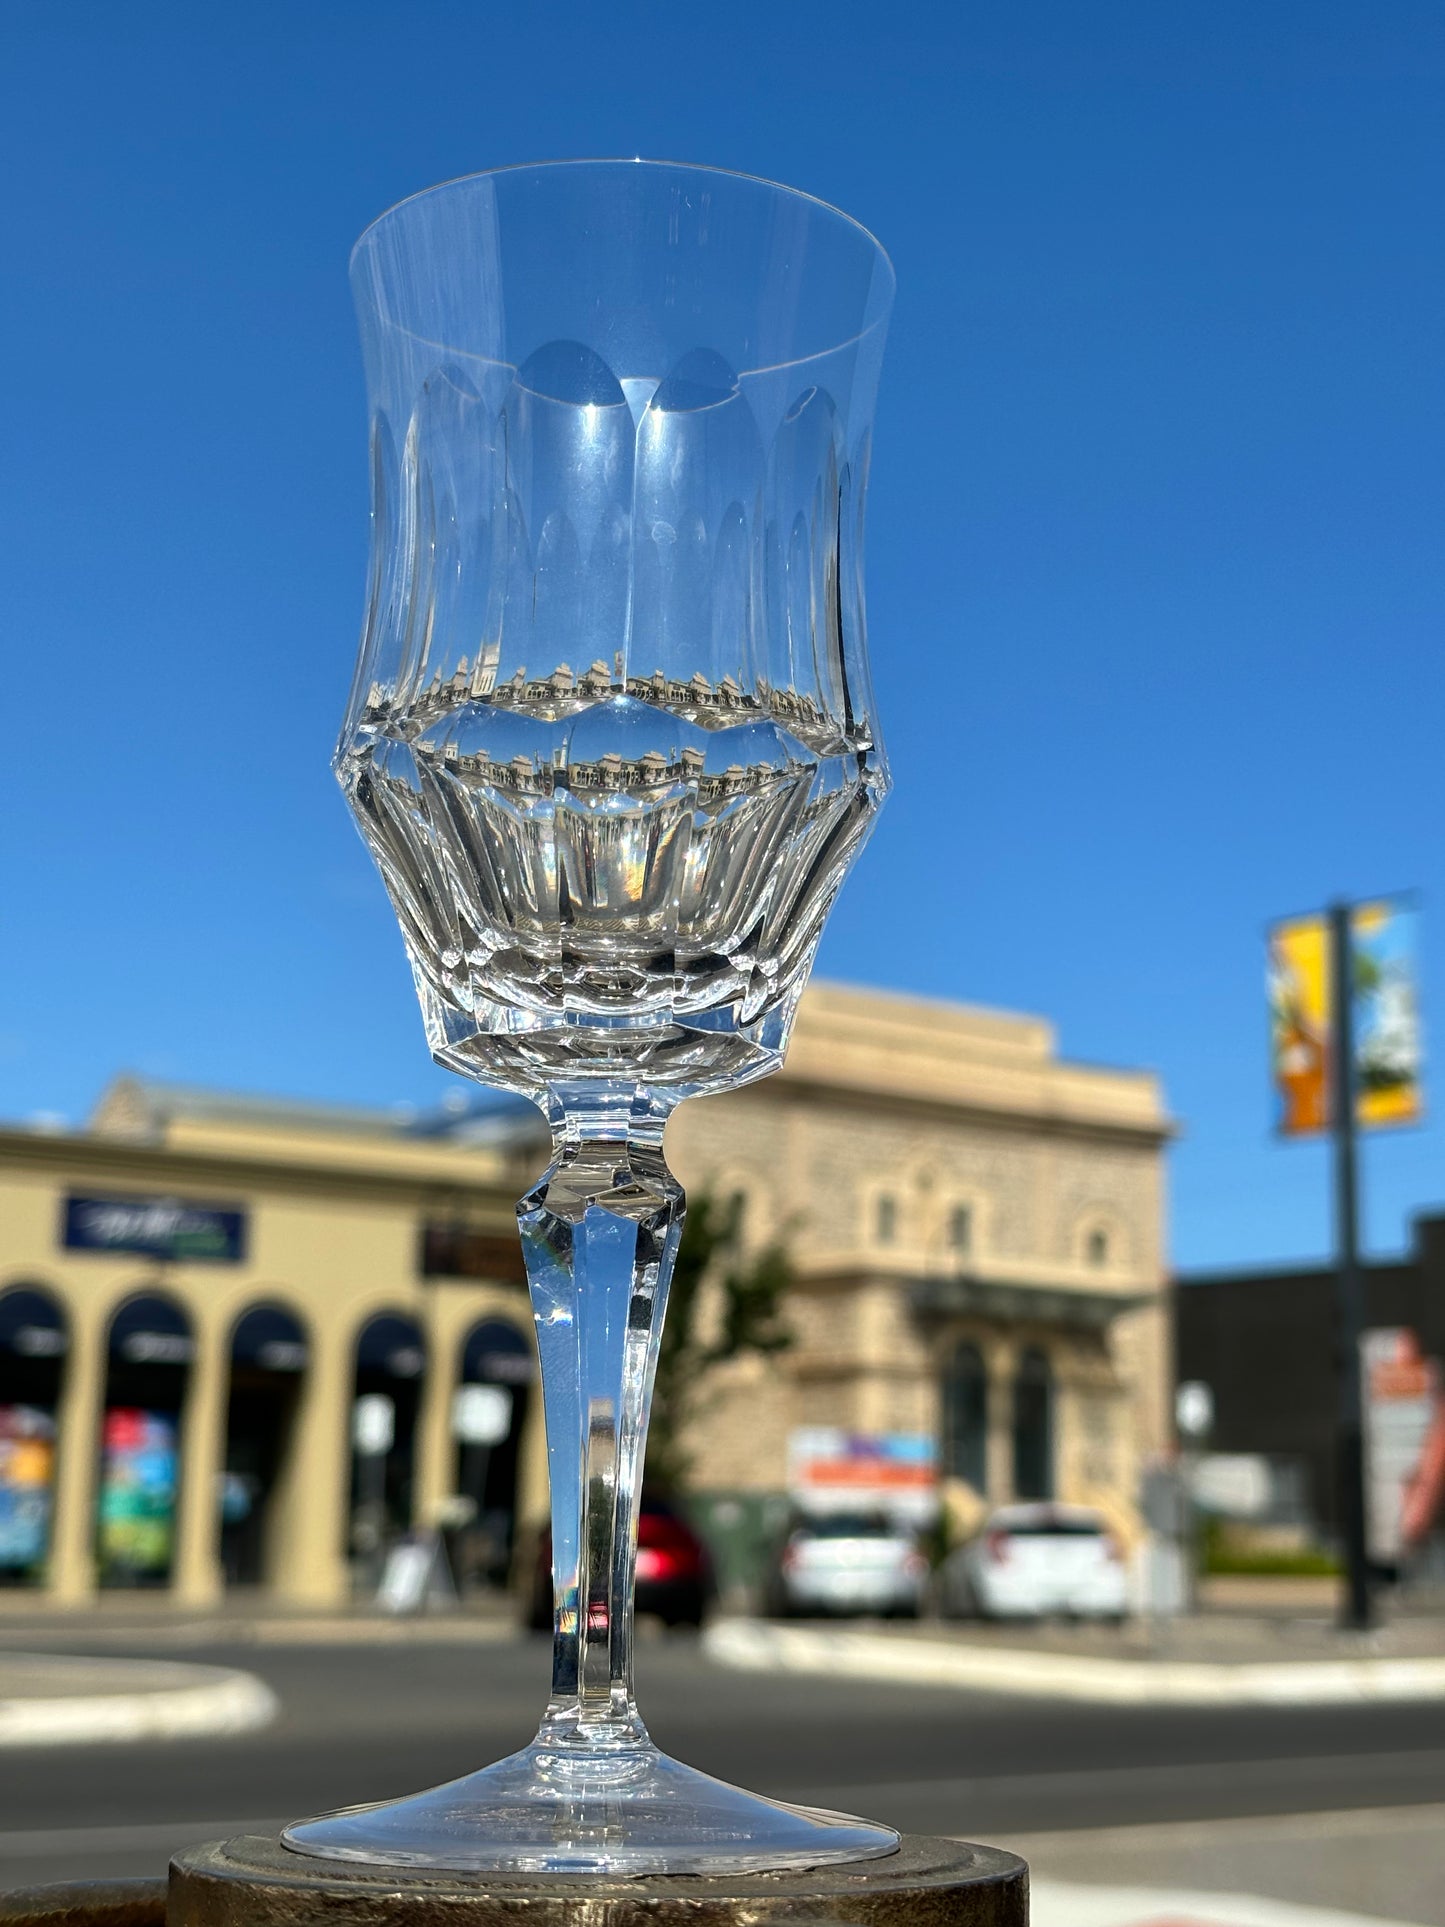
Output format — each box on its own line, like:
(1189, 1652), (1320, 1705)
(452, 1383), (512, 1446)
(352, 1393), (395, 1457)
(1175, 1381), (1214, 1441)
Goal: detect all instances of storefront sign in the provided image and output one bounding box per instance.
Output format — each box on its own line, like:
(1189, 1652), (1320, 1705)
(787, 1428), (938, 1524)
(1363, 1328), (1443, 1563)
(63, 1194), (246, 1264)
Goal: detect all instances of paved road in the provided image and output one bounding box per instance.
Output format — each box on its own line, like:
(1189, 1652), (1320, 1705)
(1, 1631), (1443, 1890)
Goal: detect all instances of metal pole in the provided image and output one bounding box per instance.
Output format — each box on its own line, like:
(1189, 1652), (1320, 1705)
(1329, 900), (1373, 1632)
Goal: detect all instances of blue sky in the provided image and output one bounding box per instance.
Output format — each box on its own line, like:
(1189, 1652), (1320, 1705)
(1, 2), (1441, 1269)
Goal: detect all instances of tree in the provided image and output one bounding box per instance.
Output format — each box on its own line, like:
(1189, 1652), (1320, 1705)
(645, 1190), (793, 1489)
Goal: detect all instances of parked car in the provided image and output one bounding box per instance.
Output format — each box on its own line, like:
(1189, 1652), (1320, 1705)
(941, 1503), (1129, 1621)
(526, 1490), (714, 1631)
(768, 1511), (928, 1618)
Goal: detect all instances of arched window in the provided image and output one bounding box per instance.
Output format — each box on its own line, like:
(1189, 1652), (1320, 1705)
(223, 1304), (309, 1589)
(0, 1285), (68, 1584)
(1012, 1345), (1054, 1501)
(874, 1193), (898, 1246)
(350, 1312), (427, 1548)
(941, 1340), (988, 1492)
(947, 1203), (974, 1260)
(1086, 1227), (1109, 1268)
(99, 1294), (194, 1588)
(455, 1319), (534, 1589)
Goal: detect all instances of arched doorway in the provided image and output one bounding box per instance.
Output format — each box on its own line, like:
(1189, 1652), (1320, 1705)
(941, 1339), (988, 1495)
(99, 1293), (193, 1588)
(1012, 1344), (1054, 1502)
(453, 1319), (533, 1590)
(222, 1304), (308, 1588)
(0, 1286), (68, 1586)
(349, 1312), (425, 1574)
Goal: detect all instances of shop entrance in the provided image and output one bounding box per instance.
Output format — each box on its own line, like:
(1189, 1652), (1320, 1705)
(349, 1312), (425, 1575)
(0, 1286), (68, 1587)
(98, 1293), (193, 1588)
(222, 1304), (308, 1588)
(453, 1318), (533, 1590)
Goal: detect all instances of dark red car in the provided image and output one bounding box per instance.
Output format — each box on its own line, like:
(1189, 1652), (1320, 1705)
(526, 1490), (714, 1631)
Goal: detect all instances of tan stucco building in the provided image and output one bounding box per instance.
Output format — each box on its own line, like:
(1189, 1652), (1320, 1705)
(0, 982), (1171, 1607)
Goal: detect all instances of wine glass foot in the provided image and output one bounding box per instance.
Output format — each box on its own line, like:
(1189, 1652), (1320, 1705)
(281, 1736), (901, 1875)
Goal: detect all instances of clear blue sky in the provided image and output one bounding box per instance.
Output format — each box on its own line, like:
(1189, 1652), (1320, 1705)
(2, 2), (1441, 1270)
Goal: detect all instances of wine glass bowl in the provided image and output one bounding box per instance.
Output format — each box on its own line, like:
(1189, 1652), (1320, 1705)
(287, 161), (896, 1876)
(338, 162), (891, 1100)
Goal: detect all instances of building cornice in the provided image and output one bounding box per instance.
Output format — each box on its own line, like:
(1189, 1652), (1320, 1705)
(766, 1072), (1174, 1148)
(0, 1129), (522, 1229)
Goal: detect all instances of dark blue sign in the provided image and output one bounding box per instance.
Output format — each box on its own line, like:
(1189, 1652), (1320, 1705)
(62, 1195), (246, 1264)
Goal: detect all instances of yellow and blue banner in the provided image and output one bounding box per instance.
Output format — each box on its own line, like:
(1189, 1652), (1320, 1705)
(1268, 897), (1423, 1137)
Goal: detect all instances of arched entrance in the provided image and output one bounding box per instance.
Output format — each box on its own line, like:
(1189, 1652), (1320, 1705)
(0, 1286), (68, 1586)
(222, 1304), (308, 1588)
(1012, 1344), (1054, 1502)
(941, 1339), (988, 1495)
(349, 1312), (425, 1574)
(452, 1318), (533, 1590)
(98, 1293), (193, 1588)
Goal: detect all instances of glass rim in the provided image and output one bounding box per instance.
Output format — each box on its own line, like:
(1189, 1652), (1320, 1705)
(350, 156), (896, 299)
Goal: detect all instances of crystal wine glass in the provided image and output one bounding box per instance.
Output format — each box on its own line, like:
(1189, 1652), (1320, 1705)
(284, 161), (894, 1875)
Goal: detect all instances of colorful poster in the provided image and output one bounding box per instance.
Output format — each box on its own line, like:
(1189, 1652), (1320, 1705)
(98, 1409), (177, 1578)
(1268, 898), (1423, 1136)
(0, 1407), (56, 1571)
(786, 1428), (938, 1524)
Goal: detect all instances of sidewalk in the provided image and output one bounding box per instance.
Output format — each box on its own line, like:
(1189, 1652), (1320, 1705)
(1013, 1802), (1445, 1927)
(0, 1655), (277, 1745)
(703, 1598), (1445, 1705)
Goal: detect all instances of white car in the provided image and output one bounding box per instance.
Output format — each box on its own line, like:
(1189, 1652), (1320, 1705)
(769, 1512), (928, 1618)
(941, 1504), (1129, 1620)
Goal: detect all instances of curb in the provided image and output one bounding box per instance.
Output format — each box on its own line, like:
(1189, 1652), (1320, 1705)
(702, 1619), (1445, 1705)
(0, 1660), (279, 1746)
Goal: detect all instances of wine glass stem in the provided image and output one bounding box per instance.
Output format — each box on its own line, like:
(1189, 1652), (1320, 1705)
(520, 1084), (682, 1747)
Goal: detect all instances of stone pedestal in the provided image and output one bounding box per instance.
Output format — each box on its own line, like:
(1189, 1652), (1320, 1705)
(168, 1833), (1027, 1927)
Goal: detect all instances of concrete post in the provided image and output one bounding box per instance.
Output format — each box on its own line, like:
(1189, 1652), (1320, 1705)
(985, 1338), (1015, 1505)
(414, 1291), (458, 1531)
(266, 1317), (350, 1606)
(172, 1309), (226, 1607)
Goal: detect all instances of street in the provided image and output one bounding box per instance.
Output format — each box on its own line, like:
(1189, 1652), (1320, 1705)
(2, 1631), (1443, 1895)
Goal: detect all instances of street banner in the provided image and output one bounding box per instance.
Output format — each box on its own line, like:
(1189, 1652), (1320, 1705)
(1268, 897), (1423, 1136)
(1353, 898), (1424, 1129)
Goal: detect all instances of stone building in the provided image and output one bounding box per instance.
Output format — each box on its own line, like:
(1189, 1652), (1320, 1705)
(0, 982), (1170, 1607)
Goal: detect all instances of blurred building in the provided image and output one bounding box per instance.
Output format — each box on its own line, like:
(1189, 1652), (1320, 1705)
(1176, 1212), (1445, 1541)
(0, 982), (1171, 1606)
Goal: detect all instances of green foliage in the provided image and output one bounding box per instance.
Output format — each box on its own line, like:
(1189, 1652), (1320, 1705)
(1200, 1517), (1341, 1577)
(646, 1190), (793, 1490)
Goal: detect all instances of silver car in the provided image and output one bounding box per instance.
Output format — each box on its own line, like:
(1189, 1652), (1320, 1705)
(941, 1503), (1130, 1621)
(769, 1512), (928, 1618)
